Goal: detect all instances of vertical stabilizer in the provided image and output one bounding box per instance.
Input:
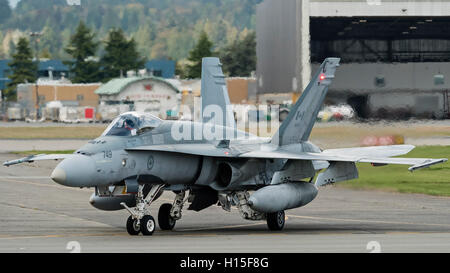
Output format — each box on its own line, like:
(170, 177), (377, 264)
(201, 57), (236, 129)
(272, 58), (340, 146)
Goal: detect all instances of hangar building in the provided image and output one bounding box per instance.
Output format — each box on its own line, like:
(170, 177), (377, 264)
(256, 0), (450, 119)
(95, 77), (181, 121)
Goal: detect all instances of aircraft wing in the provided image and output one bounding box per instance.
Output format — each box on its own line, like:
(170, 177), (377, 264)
(322, 145), (416, 158)
(127, 144), (249, 157)
(239, 146), (447, 172)
(128, 144), (447, 172)
(3, 154), (74, 167)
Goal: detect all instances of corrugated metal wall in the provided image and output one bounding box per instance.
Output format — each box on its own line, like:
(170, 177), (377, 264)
(256, 0), (300, 95)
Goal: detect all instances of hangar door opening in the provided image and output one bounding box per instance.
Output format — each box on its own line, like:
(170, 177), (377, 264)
(310, 17), (450, 119)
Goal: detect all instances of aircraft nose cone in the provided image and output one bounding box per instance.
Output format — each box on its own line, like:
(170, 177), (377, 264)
(52, 155), (97, 187)
(50, 168), (66, 184)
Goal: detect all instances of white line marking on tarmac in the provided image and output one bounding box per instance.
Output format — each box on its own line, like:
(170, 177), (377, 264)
(0, 177), (90, 192)
(0, 176), (50, 179)
(0, 233), (127, 241)
(178, 222), (266, 232)
(286, 214), (450, 228)
(0, 202), (118, 229)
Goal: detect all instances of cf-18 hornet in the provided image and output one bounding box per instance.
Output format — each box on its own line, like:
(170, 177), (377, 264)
(4, 57), (447, 236)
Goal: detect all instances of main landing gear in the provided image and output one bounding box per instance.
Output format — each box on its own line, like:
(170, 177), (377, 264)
(266, 210), (285, 231)
(158, 190), (186, 230)
(121, 184), (164, 236)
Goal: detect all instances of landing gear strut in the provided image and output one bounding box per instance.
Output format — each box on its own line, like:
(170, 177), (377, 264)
(121, 184), (164, 236)
(158, 191), (186, 230)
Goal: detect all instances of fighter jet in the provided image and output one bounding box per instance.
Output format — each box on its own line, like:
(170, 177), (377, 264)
(4, 57), (447, 236)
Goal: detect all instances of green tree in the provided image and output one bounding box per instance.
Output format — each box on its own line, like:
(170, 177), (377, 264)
(101, 28), (146, 81)
(186, 31), (214, 79)
(2, 0), (261, 62)
(134, 23), (155, 59)
(175, 61), (186, 79)
(8, 40), (16, 58)
(5, 37), (37, 101)
(40, 23), (63, 59)
(0, 0), (12, 25)
(0, 32), (5, 58)
(64, 21), (101, 83)
(220, 31), (256, 77)
(40, 48), (52, 59)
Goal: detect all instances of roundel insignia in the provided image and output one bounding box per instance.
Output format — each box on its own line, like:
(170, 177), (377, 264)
(147, 156), (155, 170)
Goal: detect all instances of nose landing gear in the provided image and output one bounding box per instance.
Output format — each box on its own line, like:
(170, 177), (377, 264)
(126, 215), (140, 236)
(140, 215), (156, 235)
(121, 184), (164, 236)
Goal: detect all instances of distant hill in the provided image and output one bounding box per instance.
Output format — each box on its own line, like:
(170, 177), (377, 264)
(0, 0), (261, 61)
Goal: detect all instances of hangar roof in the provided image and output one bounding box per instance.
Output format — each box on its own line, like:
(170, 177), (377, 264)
(95, 76), (181, 96)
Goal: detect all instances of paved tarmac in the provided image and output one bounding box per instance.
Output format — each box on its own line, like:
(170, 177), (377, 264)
(0, 153), (449, 253)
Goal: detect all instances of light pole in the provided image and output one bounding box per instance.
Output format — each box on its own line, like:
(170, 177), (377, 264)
(29, 31), (42, 120)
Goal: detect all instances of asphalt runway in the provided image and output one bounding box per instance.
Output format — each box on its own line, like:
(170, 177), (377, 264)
(0, 153), (450, 253)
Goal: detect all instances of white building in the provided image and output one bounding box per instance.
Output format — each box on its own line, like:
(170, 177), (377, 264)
(95, 77), (181, 121)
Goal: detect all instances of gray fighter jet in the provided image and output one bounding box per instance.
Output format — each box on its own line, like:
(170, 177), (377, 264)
(4, 57), (447, 236)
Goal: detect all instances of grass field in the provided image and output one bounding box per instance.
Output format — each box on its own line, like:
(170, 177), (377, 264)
(341, 146), (450, 196)
(0, 122), (448, 141)
(12, 150), (76, 155)
(0, 127), (106, 139)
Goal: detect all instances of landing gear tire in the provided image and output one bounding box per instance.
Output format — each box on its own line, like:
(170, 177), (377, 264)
(140, 215), (156, 236)
(126, 216), (140, 236)
(158, 203), (176, 230)
(267, 210), (285, 231)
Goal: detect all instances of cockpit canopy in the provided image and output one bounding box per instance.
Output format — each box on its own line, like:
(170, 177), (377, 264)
(102, 112), (162, 137)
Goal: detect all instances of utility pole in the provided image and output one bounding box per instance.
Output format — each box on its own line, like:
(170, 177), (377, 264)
(29, 32), (42, 120)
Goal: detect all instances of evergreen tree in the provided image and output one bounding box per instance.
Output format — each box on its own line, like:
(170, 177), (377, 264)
(220, 31), (256, 77)
(0, 0), (12, 25)
(64, 21), (101, 83)
(186, 31), (214, 79)
(5, 37), (37, 101)
(1, 0), (261, 63)
(101, 28), (145, 81)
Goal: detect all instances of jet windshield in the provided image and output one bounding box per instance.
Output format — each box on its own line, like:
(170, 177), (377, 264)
(102, 112), (162, 137)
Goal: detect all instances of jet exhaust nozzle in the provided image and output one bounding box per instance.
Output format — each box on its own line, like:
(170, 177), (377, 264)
(248, 182), (318, 213)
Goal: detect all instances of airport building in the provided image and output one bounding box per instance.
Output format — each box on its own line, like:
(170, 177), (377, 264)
(14, 80), (100, 121)
(95, 77), (181, 121)
(256, 0), (450, 118)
